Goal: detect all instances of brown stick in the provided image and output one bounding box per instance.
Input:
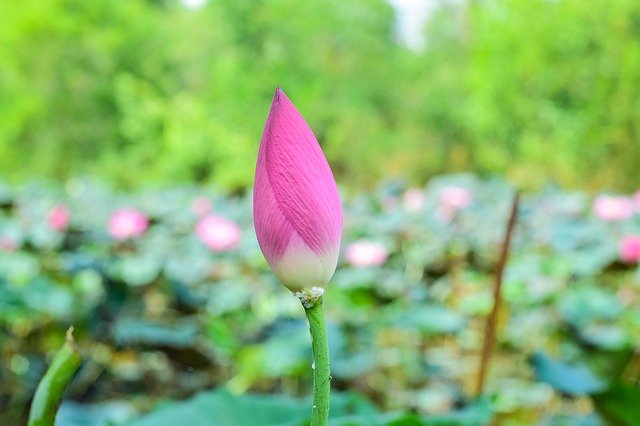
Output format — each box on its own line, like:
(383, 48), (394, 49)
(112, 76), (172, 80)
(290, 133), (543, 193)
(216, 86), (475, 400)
(475, 192), (520, 397)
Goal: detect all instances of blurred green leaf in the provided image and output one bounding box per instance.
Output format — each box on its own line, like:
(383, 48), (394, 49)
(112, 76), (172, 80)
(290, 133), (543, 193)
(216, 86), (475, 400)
(128, 390), (378, 426)
(57, 400), (136, 426)
(113, 318), (198, 348)
(109, 254), (162, 286)
(592, 382), (640, 426)
(386, 305), (466, 335)
(530, 352), (606, 396)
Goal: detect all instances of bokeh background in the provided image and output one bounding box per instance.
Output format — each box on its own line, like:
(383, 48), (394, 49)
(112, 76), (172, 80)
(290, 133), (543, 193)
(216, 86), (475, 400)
(1, 0), (640, 425)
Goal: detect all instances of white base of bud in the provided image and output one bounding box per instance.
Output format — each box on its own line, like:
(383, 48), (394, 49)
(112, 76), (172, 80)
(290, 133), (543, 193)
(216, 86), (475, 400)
(294, 287), (325, 309)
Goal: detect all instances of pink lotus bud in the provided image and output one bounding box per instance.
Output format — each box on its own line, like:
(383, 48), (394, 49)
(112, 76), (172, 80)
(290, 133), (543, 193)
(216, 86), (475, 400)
(619, 235), (640, 263)
(192, 196), (212, 217)
(403, 188), (425, 212)
(439, 186), (473, 211)
(345, 240), (388, 268)
(108, 208), (149, 240)
(47, 204), (70, 232)
(593, 195), (633, 221)
(253, 88), (342, 292)
(196, 214), (241, 252)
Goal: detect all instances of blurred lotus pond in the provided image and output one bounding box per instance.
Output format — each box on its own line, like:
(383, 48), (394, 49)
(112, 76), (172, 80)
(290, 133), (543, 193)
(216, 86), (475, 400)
(1, 174), (639, 425)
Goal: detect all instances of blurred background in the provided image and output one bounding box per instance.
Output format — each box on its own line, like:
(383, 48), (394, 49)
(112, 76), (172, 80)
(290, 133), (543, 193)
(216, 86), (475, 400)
(3, 0), (640, 191)
(1, 0), (640, 425)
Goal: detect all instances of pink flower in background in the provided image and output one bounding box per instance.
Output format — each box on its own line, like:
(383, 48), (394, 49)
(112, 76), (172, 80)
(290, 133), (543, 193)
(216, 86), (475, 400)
(593, 195), (633, 221)
(439, 186), (473, 210)
(253, 88), (342, 292)
(108, 208), (149, 240)
(436, 186), (472, 222)
(0, 237), (18, 252)
(47, 204), (69, 231)
(619, 236), (640, 263)
(403, 188), (425, 212)
(192, 196), (212, 217)
(633, 191), (640, 212)
(345, 240), (388, 268)
(196, 214), (241, 252)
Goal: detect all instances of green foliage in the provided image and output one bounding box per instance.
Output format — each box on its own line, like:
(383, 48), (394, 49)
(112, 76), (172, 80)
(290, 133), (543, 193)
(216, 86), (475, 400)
(128, 389), (492, 426)
(1, 0), (640, 189)
(529, 353), (606, 396)
(129, 390), (375, 426)
(1, 175), (640, 424)
(593, 383), (640, 426)
(421, 0), (640, 190)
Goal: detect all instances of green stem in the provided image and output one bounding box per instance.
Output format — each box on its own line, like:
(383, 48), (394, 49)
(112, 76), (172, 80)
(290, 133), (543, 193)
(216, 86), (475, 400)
(303, 295), (330, 426)
(28, 327), (83, 426)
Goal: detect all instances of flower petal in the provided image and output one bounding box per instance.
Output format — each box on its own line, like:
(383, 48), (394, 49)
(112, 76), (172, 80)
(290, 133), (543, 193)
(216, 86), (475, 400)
(253, 88), (342, 289)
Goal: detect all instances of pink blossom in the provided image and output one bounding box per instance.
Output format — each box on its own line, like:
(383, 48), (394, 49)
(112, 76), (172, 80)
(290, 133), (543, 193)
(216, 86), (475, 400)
(403, 188), (425, 212)
(108, 208), (149, 240)
(345, 240), (388, 268)
(192, 196), (212, 217)
(435, 186), (473, 222)
(634, 191), (640, 212)
(0, 237), (18, 252)
(439, 186), (473, 211)
(196, 214), (241, 252)
(253, 87), (342, 292)
(619, 235), (640, 263)
(47, 204), (69, 232)
(593, 195), (634, 221)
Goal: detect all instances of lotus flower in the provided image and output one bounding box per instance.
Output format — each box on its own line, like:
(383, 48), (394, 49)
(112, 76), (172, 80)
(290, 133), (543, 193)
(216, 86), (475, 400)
(593, 195), (634, 221)
(47, 204), (69, 232)
(253, 88), (342, 292)
(440, 186), (473, 210)
(619, 235), (640, 263)
(436, 186), (473, 222)
(403, 188), (425, 212)
(108, 208), (149, 240)
(345, 240), (388, 268)
(196, 214), (241, 252)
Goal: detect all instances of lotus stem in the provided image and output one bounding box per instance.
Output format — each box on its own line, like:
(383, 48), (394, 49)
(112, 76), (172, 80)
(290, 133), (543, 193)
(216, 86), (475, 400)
(298, 288), (330, 425)
(28, 327), (82, 426)
(475, 193), (520, 397)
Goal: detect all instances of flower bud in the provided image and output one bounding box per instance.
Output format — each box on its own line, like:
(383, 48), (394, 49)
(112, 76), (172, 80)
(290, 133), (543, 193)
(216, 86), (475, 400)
(253, 88), (342, 292)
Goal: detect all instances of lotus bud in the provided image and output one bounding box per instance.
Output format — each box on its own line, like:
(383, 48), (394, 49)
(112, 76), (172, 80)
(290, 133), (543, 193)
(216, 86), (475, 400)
(253, 88), (342, 292)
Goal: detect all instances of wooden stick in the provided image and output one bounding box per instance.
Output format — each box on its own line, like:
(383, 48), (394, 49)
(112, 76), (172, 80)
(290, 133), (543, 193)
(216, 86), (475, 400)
(475, 192), (520, 397)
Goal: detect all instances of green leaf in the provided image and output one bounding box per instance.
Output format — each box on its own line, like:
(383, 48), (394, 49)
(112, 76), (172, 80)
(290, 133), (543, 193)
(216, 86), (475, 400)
(529, 352), (606, 396)
(113, 318), (198, 348)
(558, 286), (622, 328)
(387, 305), (466, 335)
(422, 398), (493, 426)
(592, 382), (640, 426)
(56, 400), (136, 426)
(129, 390), (379, 426)
(109, 254), (162, 286)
